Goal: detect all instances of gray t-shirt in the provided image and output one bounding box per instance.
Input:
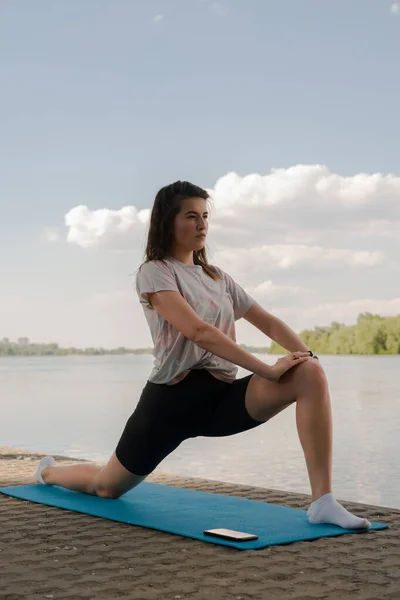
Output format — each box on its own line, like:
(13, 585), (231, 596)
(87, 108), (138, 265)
(136, 256), (256, 385)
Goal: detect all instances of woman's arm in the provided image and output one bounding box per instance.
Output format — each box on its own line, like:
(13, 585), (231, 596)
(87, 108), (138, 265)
(148, 289), (276, 380)
(195, 323), (276, 381)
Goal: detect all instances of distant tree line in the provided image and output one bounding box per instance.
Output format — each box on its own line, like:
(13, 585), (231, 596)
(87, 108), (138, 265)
(269, 313), (400, 355)
(0, 337), (152, 357)
(1, 313), (399, 357)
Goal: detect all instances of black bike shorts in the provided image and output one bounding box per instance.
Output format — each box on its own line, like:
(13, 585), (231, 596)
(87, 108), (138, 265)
(115, 368), (264, 476)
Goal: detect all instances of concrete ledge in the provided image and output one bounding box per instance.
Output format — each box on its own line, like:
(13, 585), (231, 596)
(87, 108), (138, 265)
(0, 446), (398, 600)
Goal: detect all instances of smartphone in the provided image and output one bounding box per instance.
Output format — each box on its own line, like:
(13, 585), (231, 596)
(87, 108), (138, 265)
(203, 528), (258, 542)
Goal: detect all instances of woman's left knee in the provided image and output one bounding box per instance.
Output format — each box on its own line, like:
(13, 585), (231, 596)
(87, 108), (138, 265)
(293, 358), (327, 388)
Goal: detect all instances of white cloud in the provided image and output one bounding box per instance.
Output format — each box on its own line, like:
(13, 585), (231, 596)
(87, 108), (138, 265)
(390, 3), (400, 14)
(152, 14), (163, 24)
(64, 204), (150, 249)
(56, 165), (400, 281)
(60, 165), (400, 255)
(209, 165), (400, 212)
(212, 244), (386, 280)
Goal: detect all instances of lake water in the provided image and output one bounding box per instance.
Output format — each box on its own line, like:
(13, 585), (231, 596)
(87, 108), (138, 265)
(1, 354), (399, 509)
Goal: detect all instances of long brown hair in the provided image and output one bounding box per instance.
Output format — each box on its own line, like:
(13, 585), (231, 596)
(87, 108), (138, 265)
(139, 181), (221, 281)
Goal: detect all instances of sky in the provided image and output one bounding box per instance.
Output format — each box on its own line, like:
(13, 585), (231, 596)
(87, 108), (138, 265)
(1, 0), (400, 349)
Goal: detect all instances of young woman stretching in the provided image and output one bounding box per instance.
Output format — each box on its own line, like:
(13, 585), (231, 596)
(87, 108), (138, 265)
(36, 181), (370, 529)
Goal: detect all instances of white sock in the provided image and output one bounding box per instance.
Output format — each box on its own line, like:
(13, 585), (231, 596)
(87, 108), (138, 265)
(307, 493), (371, 529)
(36, 456), (56, 485)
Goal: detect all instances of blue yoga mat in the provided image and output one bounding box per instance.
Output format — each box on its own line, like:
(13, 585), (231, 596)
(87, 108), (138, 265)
(0, 482), (388, 550)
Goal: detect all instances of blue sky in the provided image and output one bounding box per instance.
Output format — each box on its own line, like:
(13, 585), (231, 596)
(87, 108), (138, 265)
(1, 0), (400, 348)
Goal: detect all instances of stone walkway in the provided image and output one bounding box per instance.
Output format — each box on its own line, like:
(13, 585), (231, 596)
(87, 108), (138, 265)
(0, 446), (399, 600)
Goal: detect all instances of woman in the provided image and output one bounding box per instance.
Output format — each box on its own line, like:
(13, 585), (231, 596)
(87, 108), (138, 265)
(36, 180), (370, 529)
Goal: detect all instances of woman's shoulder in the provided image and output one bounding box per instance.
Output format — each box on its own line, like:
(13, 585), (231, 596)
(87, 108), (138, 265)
(137, 258), (173, 274)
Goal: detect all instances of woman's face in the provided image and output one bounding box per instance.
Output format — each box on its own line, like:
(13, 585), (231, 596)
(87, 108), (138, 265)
(173, 197), (209, 251)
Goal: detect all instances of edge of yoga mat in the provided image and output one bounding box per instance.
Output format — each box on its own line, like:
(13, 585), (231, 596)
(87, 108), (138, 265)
(0, 482), (389, 550)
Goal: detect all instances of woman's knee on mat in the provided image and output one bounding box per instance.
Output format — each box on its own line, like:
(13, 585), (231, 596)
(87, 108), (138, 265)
(92, 452), (148, 499)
